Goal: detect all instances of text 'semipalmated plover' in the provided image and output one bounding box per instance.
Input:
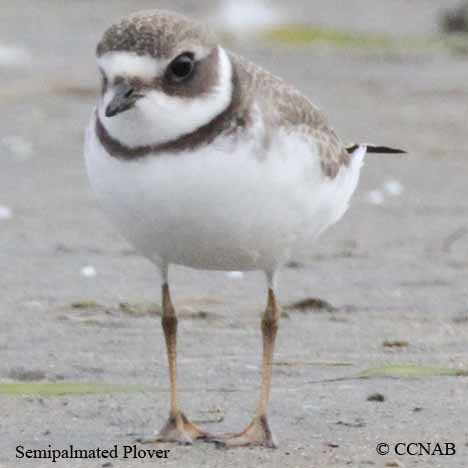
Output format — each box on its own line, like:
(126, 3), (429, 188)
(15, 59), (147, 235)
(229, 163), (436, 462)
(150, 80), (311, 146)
(85, 10), (404, 448)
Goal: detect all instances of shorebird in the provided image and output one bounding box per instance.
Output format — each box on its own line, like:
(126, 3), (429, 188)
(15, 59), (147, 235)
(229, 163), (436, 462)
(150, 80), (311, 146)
(84, 9), (404, 448)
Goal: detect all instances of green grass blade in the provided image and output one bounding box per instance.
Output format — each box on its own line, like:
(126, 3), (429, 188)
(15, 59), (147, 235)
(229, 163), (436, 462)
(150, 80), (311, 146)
(0, 382), (148, 396)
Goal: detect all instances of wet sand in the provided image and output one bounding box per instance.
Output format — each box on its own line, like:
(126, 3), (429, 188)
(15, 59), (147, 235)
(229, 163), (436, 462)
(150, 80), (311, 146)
(1, 1), (468, 467)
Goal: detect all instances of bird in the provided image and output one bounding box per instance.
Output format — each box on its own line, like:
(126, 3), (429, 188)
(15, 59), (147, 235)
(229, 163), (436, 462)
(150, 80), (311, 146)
(84, 9), (404, 448)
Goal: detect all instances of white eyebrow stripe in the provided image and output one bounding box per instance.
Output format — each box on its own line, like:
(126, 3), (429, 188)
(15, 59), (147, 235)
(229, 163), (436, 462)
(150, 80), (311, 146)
(97, 51), (166, 81)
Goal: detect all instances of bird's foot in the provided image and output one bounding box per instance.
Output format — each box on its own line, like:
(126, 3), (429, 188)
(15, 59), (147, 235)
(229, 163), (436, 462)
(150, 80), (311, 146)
(136, 412), (209, 445)
(207, 415), (277, 448)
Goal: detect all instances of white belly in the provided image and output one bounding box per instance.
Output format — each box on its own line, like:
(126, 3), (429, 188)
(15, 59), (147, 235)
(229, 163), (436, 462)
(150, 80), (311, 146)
(85, 118), (364, 272)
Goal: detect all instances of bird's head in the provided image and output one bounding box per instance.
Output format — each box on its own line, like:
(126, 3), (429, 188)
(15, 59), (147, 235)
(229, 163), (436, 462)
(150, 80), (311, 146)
(95, 10), (234, 149)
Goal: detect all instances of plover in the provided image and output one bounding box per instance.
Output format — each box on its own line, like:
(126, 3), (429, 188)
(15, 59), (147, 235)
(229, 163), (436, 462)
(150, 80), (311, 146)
(84, 9), (404, 448)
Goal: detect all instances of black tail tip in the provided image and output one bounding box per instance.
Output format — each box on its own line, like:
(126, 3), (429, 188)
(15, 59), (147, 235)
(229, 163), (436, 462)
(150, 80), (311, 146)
(346, 144), (407, 154)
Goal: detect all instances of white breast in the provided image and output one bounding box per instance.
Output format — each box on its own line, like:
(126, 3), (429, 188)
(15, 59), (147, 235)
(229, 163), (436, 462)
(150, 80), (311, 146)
(84, 114), (364, 272)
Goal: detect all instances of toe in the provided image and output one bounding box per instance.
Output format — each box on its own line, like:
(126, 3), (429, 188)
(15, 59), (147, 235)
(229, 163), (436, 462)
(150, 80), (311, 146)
(205, 416), (277, 448)
(136, 411), (209, 445)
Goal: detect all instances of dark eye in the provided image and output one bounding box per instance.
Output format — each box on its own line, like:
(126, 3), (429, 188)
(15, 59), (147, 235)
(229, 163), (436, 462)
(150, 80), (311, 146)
(168, 53), (194, 81)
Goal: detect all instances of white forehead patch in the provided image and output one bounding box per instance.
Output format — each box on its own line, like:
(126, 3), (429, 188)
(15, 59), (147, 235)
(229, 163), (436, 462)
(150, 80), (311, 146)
(97, 51), (166, 81)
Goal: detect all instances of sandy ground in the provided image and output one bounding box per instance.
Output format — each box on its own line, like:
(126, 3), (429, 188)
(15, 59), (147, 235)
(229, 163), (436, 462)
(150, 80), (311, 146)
(1, 1), (468, 467)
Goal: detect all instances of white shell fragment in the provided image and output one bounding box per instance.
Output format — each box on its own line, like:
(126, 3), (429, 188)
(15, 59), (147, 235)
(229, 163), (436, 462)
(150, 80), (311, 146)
(80, 266), (97, 278)
(225, 271), (245, 279)
(0, 205), (13, 221)
(1, 135), (35, 160)
(0, 43), (32, 68)
(213, 0), (281, 34)
(366, 190), (384, 206)
(383, 179), (404, 197)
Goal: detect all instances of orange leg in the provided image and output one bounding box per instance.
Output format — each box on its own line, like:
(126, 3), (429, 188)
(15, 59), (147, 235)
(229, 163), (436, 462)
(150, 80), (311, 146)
(138, 284), (209, 445)
(210, 288), (280, 448)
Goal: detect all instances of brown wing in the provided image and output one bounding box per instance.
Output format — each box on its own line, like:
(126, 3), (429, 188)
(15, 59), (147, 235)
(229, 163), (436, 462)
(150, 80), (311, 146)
(230, 52), (350, 179)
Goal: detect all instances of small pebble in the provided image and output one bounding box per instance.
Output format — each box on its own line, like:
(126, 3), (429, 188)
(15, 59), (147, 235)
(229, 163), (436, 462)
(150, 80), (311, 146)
(383, 340), (409, 348)
(324, 442), (339, 448)
(367, 392), (385, 402)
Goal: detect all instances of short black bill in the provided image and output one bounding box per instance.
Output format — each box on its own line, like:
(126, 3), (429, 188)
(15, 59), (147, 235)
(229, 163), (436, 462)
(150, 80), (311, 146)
(105, 83), (142, 117)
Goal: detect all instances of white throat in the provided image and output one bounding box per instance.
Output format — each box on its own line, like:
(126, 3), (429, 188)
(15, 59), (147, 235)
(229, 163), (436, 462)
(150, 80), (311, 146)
(97, 46), (233, 148)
